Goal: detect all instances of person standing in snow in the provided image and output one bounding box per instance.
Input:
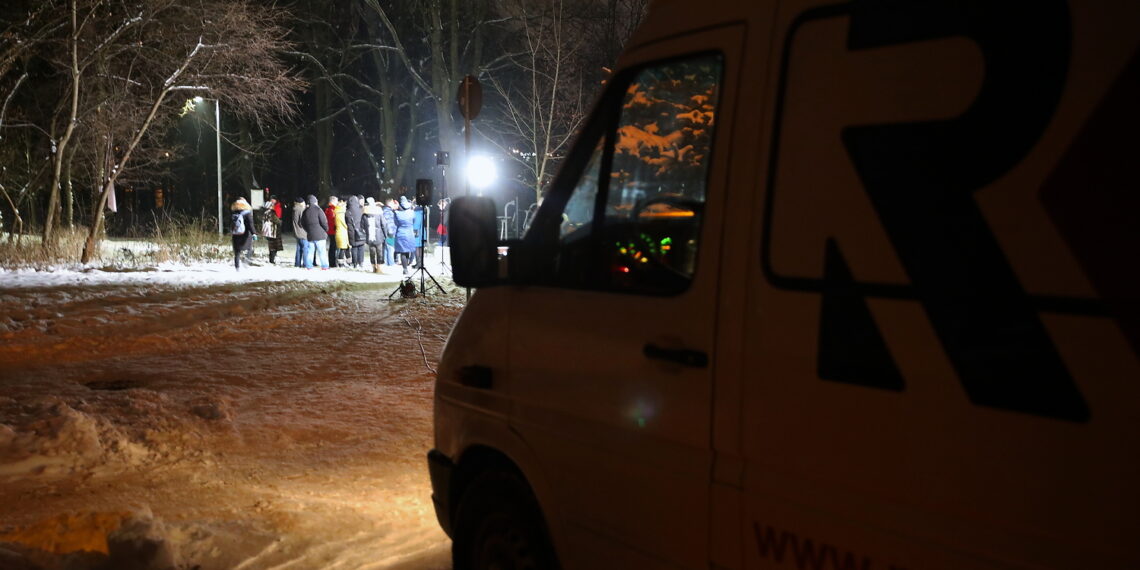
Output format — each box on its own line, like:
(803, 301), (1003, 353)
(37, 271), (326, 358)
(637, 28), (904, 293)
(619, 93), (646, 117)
(333, 196), (349, 266)
(270, 195), (283, 219)
(436, 198), (450, 270)
(362, 197), (385, 273)
(260, 197), (284, 264)
(382, 197), (398, 267)
(393, 195), (418, 275)
(436, 198), (450, 247)
(413, 202), (426, 269)
(324, 196), (339, 268)
(292, 196), (309, 267)
(345, 195), (366, 269)
(230, 197), (257, 270)
(301, 195), (329, 269)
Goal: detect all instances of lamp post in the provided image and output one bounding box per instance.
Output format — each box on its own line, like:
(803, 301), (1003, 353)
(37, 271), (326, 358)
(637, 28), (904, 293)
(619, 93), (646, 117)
(194, 96), (223, 233)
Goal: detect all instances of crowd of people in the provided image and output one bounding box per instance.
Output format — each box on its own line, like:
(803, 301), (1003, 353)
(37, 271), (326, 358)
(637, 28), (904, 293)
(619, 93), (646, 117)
(230, 193), (449, 276)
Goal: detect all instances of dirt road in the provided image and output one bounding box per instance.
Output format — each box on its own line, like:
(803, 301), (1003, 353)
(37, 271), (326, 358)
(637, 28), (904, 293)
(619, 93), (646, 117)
(0, 278), (460, 569)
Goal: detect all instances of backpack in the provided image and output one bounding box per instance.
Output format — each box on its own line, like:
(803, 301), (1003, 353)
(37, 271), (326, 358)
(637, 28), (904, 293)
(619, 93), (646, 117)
(399, 279), (417, 298)
(382, 210), (397, 236)
(231, 211), (246, 235)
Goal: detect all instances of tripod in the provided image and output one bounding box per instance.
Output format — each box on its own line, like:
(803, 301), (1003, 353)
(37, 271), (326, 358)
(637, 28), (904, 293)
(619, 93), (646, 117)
(388, 204), (446, 299)
(437, 199), (452, 277)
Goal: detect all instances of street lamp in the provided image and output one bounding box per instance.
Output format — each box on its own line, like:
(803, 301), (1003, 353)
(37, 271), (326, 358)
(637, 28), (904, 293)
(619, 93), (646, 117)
(193, 96), (223, 233)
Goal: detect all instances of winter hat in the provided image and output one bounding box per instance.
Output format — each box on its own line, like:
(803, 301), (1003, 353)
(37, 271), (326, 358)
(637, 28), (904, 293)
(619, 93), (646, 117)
(399, 196), (411, 209)
(366, 197), (375, 206)
(294, 196), (304, 204)
(307, 195), (318, 206)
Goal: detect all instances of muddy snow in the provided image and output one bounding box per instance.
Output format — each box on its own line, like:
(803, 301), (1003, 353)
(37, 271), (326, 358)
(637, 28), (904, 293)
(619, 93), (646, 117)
(0, 260), (462, 569)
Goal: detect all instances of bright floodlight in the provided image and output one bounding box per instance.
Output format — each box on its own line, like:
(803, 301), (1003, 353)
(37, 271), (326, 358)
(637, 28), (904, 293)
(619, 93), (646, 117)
(193, 96), (204, 103)
(467, 155), (497, 191)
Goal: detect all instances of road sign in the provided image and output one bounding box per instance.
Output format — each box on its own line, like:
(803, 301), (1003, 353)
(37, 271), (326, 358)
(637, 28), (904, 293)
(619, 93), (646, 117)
(457, 75), (482, 120)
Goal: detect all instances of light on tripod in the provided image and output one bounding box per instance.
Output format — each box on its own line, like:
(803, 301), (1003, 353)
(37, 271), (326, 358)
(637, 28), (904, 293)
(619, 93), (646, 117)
(466, 155), (497, 193)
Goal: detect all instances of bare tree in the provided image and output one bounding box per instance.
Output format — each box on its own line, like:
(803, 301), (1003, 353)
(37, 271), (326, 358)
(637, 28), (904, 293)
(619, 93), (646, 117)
(0, 0), (67, 241)
(73, 0), (304, 262)
(42, 0), (144, 247)
(363, 0), (498, 176)
(357, 1), (428, 194)
(484, 0), (645, 203)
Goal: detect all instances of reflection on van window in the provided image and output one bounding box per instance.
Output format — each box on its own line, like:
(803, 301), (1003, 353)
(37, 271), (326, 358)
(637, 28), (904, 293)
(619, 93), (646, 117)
(560, 138), (604, 243)
(604, 54), (721, 293)
(544, 53), (722, 295)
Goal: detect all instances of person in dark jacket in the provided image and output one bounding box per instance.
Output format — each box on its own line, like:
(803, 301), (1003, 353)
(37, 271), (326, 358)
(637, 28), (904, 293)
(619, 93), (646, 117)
(300, 195), (329, 269)
(394, 195), (418, 275)
(292, 196), (308, 267)
(345, 195), (366, 269)
(230, 197), (257, 270)
(362, 197), (386, 273)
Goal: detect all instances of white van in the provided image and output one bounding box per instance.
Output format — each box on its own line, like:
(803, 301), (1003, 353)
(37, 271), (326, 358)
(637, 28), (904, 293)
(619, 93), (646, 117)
(429, 0), (1140, 568)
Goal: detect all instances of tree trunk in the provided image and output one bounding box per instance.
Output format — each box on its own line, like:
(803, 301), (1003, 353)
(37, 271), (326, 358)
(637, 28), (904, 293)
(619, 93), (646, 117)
(429, 1), (456, 163)
(44, 0), (83, 247)
(314, 81), (334, 200)
(82, 78), (174, 263)
(239, 118), (255, 194)
(63, 142), (77, 228)
(0, 184), (23, 242)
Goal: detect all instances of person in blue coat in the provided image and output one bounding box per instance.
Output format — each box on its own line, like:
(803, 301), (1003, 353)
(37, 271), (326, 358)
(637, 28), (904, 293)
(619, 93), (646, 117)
(382, 198), (398, 266)
(394, 195), (418, 275)
(412, 202), (427, 268)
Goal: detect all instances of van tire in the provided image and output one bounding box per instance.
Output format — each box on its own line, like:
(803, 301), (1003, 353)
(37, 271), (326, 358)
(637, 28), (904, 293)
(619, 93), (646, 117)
(451, 469), (558, 570)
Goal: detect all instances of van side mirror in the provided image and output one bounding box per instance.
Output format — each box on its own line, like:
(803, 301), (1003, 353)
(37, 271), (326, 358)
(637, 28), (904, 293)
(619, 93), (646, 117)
(448, 196), (499, 287)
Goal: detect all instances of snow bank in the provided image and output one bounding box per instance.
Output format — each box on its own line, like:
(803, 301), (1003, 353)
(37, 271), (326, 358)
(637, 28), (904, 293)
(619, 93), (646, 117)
(0, 259), (408, 290)
(0, 389), (229, 481)
(0, 261), (459, 569)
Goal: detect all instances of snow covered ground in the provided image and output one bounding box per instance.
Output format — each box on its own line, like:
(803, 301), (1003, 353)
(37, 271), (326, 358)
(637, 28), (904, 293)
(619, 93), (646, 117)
(0, 255), (462, 569)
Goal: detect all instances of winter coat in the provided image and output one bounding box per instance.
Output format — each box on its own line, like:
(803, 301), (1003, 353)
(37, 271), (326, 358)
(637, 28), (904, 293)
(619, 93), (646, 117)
(334, 201), (349, 249)
(260, 207), (283, 252)
(230, 200), (255, 251)
(362, 204), (384, 246)
(292, 201), (307, 241)
(324, 204), (337, 237)
(394, 206), (417, 253)
(260, 206), (280, 239)
(381, 207), (397, 239)
(301, 196), (329, 241)
(345, 196), (366, 247)
(437, 204), (449, 237)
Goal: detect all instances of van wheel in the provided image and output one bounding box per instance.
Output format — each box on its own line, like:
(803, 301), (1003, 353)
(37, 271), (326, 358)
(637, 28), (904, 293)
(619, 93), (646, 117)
(452, 470), (557, 570)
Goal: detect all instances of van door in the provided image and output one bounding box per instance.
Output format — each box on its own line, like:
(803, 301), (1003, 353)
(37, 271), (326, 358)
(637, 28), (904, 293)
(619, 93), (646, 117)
(504, 26), (743, 569)
(742, 0), (1140, 568)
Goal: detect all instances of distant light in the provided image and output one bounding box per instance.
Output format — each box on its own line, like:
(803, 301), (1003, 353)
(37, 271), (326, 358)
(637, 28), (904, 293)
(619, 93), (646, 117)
(193, 96), (203, 103)
(467, 155), (497, 191)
